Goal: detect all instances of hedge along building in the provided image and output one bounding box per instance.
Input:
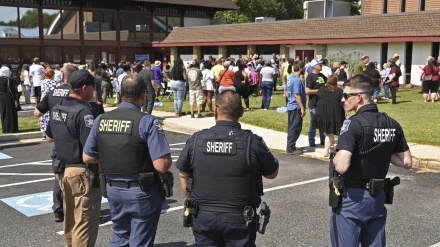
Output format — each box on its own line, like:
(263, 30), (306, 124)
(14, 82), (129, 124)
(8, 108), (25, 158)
(0, 0), (238, 68)
(155, 10), (440, 86)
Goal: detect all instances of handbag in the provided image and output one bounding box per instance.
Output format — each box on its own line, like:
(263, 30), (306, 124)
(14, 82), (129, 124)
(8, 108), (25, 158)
(425, 74), (432, 81)
(17, 84), (23, 93)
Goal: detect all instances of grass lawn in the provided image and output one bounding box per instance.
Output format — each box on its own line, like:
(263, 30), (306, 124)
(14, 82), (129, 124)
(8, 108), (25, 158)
(3, 87), (439, 146)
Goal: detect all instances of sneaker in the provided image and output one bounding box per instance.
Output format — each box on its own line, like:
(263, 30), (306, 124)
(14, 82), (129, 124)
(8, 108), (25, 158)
(191, 114), (195, 118)
(42, 136), (46, 140)
(309, 142), (316, 147)
(197, 114), (202, 118)
(287, 149), (303, 155)
(54, 212), (64, 222)
(320, 142), (325, 146)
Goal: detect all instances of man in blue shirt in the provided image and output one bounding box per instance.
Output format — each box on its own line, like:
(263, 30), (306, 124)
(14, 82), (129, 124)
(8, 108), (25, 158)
(286, 60), (307, 155)
(83, 74), (172, 247)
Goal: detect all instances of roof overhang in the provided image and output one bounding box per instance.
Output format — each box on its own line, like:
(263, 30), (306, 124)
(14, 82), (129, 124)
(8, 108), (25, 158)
(152, 36), (440, 48)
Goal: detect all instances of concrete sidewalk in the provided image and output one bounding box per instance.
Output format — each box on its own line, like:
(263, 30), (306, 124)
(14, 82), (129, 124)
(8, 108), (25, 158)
(2, 106), (439, 171)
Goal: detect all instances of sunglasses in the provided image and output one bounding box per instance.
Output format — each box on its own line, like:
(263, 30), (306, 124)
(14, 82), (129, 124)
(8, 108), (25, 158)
(343, 92), (367, 100)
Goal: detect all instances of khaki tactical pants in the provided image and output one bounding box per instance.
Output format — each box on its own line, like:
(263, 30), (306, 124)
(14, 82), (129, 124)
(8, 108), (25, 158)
(56, 167), (101, 247)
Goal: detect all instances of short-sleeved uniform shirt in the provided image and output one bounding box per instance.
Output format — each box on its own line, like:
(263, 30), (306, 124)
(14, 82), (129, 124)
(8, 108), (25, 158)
(175, 121), (279, 177)
(36, 83), (71, 115)
(305, 73), (327, 109)
(83, 102), (171, 180)
(337, 104), (409, 155)
(287, 74), (306, 111)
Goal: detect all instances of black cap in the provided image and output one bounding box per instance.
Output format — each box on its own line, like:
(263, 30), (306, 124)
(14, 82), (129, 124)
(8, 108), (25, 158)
(68, 70), (95, 89)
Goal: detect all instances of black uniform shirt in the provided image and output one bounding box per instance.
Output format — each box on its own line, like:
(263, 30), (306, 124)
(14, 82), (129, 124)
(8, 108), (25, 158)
(176, 121), (279, 176)
(36, 83), (71, 114)
(46, 97), (95, 163)
(337, 104), (409, 154)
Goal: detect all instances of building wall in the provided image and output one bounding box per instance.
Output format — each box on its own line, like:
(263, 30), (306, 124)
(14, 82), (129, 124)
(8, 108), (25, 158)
(406, 0), (420, 12)
(427, 0), (440, 9)
(327, 43), (382, 63)
(183, 17), (210, 27)
(410, 42), (432, 85)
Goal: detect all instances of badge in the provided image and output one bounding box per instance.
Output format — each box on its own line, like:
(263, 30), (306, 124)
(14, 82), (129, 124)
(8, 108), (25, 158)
(153, 119), (164, 135)
(340, 120), (351, 135)
(84, 115), (95, 128)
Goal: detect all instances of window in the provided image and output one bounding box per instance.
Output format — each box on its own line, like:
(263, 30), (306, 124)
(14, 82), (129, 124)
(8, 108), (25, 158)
(43, 9), (61, 39)
(381, 43), (388, 67)
(83, 11), (100, 40)
(21, 46), (40, 63)
(100, 12), (116, 41)
(64, 47), (81, 63)
(0, 7), (18, 39)
(84, 47), (100, 64)
(401, 0), (406, 12)
(120, 14), (150, 42)
(153, 16), (168, 41)
(405, 42), (412, 73)
(62, 10), (80, 40)
(44, 46), (62, 63)
(420, 0), (426, 11)
(0, 46), (20, 64)
(19, 7), (39, 39)
(383, 0), (388, 14)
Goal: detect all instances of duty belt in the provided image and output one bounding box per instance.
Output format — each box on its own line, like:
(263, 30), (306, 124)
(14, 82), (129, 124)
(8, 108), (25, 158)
(108, 180), (140, 188)
(65, 163), (87, 168)
(344, 179), (369, 190)
(198, 204), (249, 213)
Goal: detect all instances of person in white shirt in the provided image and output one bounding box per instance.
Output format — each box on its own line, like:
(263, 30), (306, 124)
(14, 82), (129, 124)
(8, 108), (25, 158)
(29, 57), (45, 104)
(321, 59), (333, 78)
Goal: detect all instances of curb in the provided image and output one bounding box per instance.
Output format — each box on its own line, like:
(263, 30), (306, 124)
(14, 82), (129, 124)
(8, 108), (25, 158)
(0, 132), (42, 142)
(412, 158), (440, 171)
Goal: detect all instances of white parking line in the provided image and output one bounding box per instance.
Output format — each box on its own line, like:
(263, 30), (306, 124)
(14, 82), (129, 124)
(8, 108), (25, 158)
(169, 143), (186, 146)
(56, 176), (328, 235)
(430, 243), (440, 247)
(0, 177), (54, 188)
(170, 148), (183, 150)
(0, 173), (54, 176)
(0, 160), (52, 169)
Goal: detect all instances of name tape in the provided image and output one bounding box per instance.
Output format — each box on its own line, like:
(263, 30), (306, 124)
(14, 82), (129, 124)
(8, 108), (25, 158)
(99, 119), (133, 134)
(374, 128), (396, 143)
(203, 141), (236, 155)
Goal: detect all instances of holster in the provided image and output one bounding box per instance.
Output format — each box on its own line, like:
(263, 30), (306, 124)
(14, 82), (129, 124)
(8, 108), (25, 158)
(183, 198), (195, 227)
(52, 159), (66, 174)
(138, 172), (156, 192)
(87, 164), (100, 188)
(158, 171), (174, 198)
(384, 177), (400, 204)
(368, 179), (385, 197)
(255, 202), (271, 234)
(100, 173), (108, 198)
(328, 153), (343, 208)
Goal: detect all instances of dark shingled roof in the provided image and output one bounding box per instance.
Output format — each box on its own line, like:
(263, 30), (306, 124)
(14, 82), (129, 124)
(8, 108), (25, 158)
(133, 0), (239, 10)
(158, 10), (440, 46)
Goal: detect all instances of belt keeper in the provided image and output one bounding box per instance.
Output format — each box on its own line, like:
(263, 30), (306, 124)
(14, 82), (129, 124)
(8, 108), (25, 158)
(125, 181), (130, 188)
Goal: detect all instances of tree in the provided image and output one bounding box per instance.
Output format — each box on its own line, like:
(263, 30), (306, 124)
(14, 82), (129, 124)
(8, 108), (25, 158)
(215, 0), (304, 24)
(0, 9), (57, 28)
(215, 0), (361, 24)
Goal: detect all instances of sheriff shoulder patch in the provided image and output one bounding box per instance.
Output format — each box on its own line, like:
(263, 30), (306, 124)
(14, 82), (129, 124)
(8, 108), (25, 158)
(340, 120), (351, 135)
(153, 118), (164, 134)
(84, 115), (95, 128)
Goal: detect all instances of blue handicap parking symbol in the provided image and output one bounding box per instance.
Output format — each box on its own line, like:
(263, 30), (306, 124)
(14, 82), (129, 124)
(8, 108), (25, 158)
(0, 152), (12, 160)
(1, 191), (108, 217)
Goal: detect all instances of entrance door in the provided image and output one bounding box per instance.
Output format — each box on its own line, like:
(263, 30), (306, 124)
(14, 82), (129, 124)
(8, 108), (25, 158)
(295, 50), (314, 62)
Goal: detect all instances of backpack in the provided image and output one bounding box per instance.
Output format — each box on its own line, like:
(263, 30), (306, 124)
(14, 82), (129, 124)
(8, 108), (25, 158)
(393, 64), (402, 77)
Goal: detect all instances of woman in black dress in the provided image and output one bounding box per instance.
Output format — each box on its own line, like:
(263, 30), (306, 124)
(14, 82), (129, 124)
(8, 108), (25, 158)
(315, 75), (345, 157)
(234, 60), (251, 110)
(0, 66), (19, 133)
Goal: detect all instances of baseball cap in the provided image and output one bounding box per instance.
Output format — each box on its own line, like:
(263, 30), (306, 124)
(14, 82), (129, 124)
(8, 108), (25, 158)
(310, 59), (323, 67)
(288, 58), (294, 63)
(68, 70), (95, 89)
